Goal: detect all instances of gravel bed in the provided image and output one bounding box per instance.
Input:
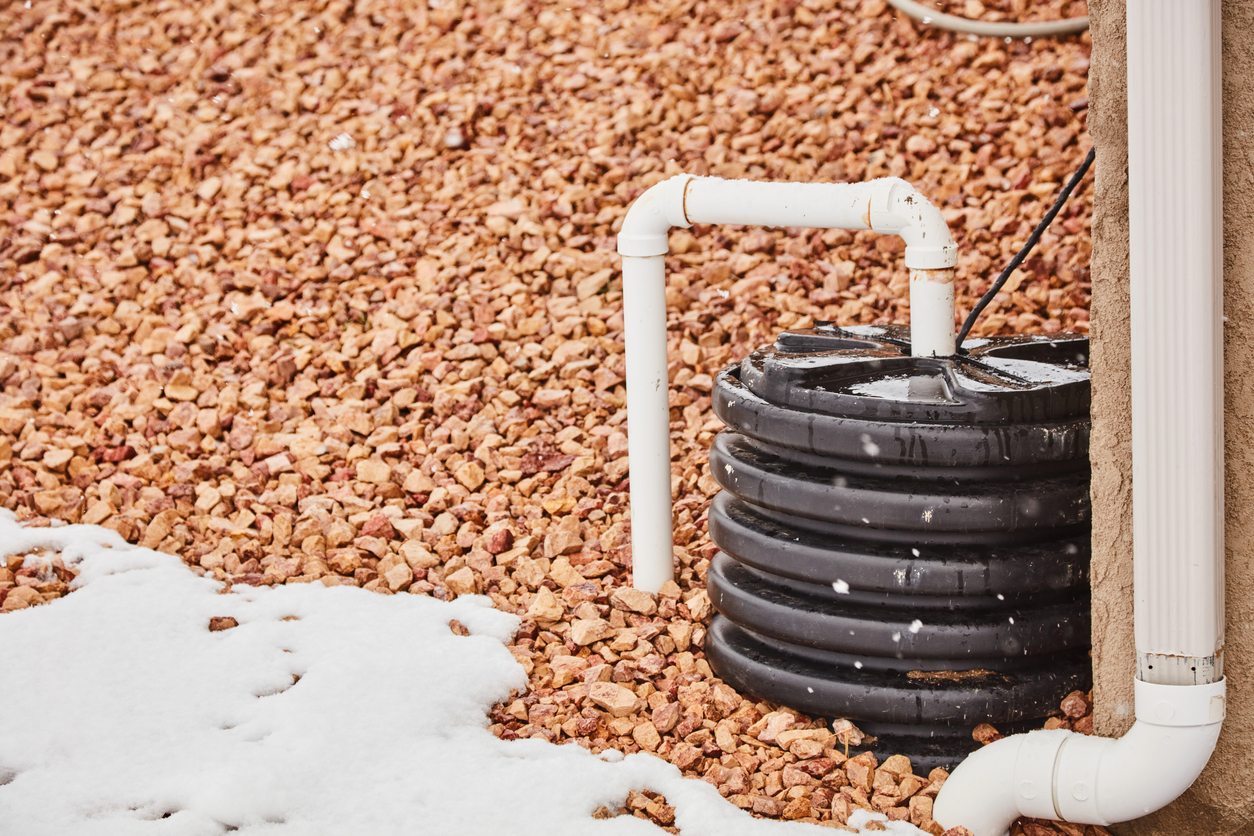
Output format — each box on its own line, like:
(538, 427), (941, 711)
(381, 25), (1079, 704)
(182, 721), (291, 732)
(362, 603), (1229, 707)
(0, 0), (1097, 832)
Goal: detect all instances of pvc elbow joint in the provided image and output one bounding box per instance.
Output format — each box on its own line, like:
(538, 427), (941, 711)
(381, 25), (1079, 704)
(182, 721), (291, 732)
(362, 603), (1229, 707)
(616, 175), (693, 258)
(874, 178), (958, 270)
(933, 678), (1227, 836)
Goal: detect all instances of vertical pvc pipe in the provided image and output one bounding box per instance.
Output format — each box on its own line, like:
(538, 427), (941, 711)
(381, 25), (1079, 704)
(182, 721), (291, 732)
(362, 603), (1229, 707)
(621, 254), (676, 594)
(908, 268), (957, 358)
(1128, 0), (1224, 685)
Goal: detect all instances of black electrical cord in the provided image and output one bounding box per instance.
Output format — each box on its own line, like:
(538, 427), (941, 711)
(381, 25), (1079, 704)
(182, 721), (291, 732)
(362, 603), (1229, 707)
(954, 146), (1096, 352)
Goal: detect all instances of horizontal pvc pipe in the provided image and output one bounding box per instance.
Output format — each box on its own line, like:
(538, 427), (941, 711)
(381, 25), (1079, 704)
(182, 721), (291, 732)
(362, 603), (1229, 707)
(677, 177), (957, 273)
(618, 175), (956, 591)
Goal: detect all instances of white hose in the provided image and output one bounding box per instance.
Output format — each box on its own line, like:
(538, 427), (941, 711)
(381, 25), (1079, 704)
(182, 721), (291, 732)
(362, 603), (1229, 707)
(885, 0), (1089, 38)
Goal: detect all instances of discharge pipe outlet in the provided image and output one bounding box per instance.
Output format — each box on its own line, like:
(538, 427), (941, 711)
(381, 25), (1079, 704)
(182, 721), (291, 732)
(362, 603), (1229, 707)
(616, 175), (957, 592)
(934, 1), (1225, 832)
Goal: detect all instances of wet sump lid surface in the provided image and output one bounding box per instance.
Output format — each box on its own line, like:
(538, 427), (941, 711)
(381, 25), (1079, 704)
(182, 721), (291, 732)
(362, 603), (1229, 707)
(714, 324), (1092, 472)
(739, 323), (1090, 425)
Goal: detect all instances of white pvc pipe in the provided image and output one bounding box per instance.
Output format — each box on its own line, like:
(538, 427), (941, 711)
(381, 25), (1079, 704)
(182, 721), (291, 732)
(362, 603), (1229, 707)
(617, 175), (957, 592)
(620, 253), (677, 595)
(934, 2), (1225, 832)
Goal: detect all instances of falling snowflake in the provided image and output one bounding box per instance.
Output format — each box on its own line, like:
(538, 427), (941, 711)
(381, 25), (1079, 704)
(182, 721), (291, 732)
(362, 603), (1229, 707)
(859, 433), (880, 457)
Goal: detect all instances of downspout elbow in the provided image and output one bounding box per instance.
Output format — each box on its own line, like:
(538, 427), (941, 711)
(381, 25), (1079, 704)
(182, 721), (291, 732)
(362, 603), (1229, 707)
(616, 175), (694, 258)
(934, 678), (1226, 836)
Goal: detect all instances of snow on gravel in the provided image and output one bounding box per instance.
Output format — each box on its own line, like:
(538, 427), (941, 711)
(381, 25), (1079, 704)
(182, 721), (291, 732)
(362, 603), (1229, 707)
(0, 512), (921, 836)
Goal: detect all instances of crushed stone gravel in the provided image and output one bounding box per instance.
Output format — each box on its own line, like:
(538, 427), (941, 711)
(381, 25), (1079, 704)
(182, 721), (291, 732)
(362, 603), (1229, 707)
(0, 0), (1097, 832)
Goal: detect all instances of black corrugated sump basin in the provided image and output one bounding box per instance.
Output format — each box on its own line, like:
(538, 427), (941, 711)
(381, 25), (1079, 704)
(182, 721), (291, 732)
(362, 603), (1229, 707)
(704, 323), (1092, 772)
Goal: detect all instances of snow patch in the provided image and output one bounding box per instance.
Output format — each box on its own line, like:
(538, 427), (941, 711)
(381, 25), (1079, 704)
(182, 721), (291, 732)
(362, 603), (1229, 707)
(0, 517), (922, 835)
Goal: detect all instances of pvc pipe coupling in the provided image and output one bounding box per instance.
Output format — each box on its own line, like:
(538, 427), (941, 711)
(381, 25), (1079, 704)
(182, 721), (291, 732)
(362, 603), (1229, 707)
(616, 175), (958, 592)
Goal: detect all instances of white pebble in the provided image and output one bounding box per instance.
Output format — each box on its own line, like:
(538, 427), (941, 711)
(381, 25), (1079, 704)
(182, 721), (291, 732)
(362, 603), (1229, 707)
(444, 128), (465, 149)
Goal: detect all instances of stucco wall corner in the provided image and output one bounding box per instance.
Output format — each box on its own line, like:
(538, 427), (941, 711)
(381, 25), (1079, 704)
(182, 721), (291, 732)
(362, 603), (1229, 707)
(1087, 0), (1135, 741)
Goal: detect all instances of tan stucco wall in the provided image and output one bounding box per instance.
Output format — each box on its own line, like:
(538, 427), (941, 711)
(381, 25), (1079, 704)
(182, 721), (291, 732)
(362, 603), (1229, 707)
(1089, 1), (1254, 832)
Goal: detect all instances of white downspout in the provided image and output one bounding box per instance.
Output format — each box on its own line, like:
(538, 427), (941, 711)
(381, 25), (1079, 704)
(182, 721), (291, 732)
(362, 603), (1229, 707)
(616, 176), (957, 593)
(933, 2), (1226, 833)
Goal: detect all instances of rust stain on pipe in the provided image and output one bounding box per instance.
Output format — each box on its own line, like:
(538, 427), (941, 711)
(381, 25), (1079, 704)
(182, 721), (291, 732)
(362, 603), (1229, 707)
(910, 267), (955, 284)
(862, 198), (872, 229)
